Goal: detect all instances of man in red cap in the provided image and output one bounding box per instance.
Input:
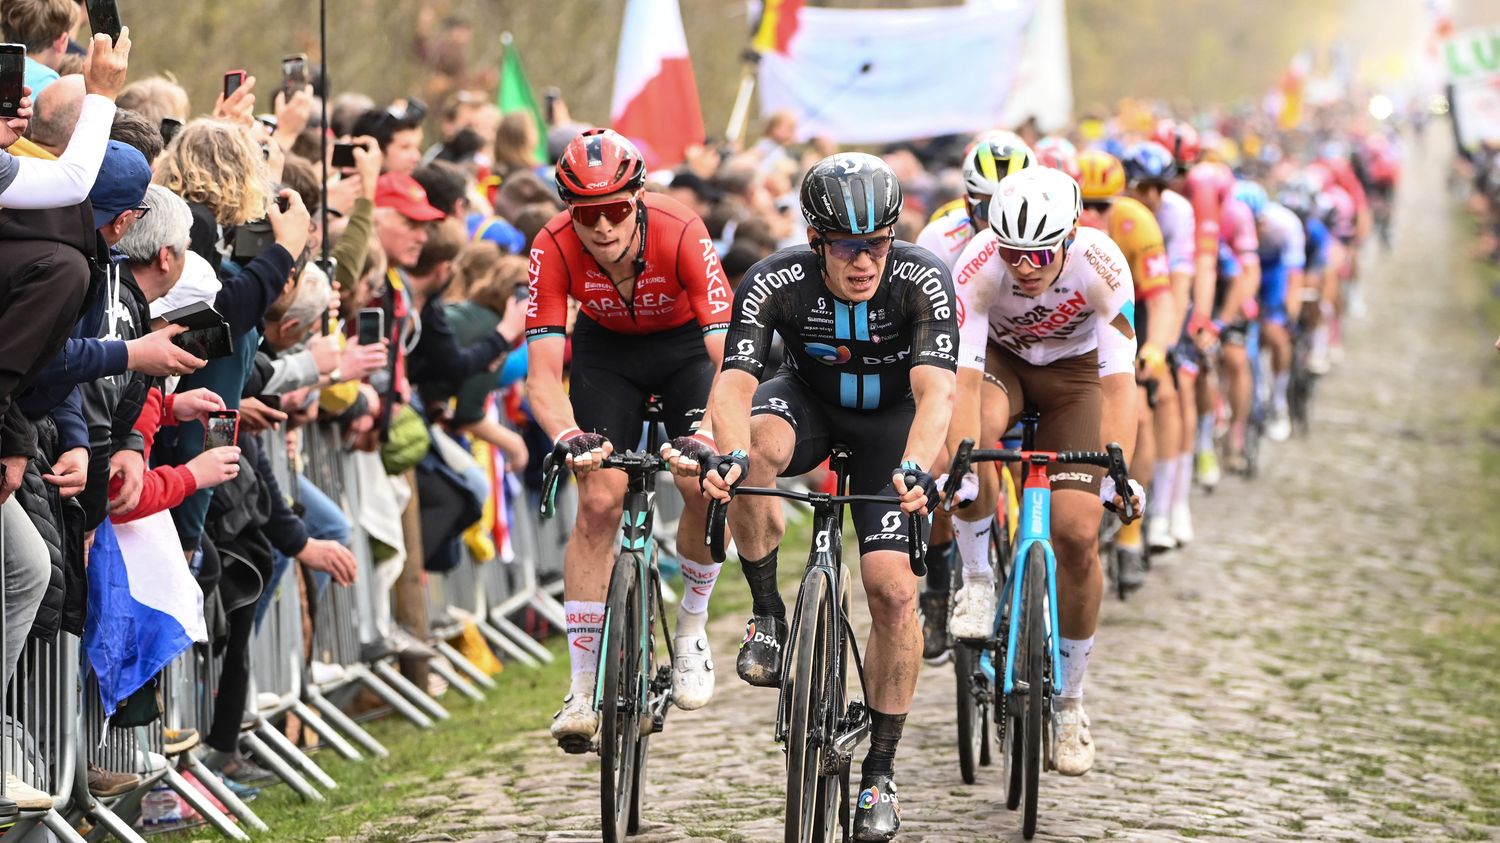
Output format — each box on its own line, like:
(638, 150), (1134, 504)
(375, 171), (446, 271)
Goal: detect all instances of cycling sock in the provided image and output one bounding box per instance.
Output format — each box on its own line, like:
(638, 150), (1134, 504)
(677, 559), (721, 616)
(1272, 371), (1290, 411)
(741, 550), (785, 619)
(1196, 415), (1216, 454)
(1117, 518), (1143, 550)
(861, 709), (907, 777)
(564, 600), (606, 678)
(1152, 457), (1177, 516)
(954, 515), (995, 585)
(1057, 635), (1094, 699)
(1174, 454), (1193, 508)
(924, 541), (952, 593)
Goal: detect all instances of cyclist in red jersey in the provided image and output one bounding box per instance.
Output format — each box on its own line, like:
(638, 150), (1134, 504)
(526, 129), (733, 752)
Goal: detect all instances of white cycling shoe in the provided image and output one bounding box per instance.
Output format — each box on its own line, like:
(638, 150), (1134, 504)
(1145, 514), (1175, 553)
(671, 633), (715, 711)
(550, 681), (599, 754)
(1170, 499), (1195, 547)
(948, 582), (997, 641)
(1052, 701), (1095, 776)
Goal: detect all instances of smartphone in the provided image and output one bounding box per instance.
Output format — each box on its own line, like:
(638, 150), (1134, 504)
(0, 44), (24, 119)
(223, 70), (246, 100)
(256, 394), (283, 413)
(331, 142), (360, 169)
(203, 410), (240, 449)
(160, 117), (183, 145)
(85, 0), (123, 42)
(172, 323), (233, 360)
(357, 308), (385, 346)
(281, 53), (308, 97)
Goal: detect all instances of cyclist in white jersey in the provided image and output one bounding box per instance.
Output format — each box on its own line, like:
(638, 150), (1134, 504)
(912, 131), (1033, 662)
(945, 167), (1142, 776)
(1122, 140), (1204, 550)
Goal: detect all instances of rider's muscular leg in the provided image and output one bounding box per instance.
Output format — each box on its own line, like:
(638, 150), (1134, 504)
(729, 415), (796, 616)
(1051, 490), (1105, 640)
(1222, 344), (1251, 445)
(861, 553), (921, 714)
(563, 470), (629, 603)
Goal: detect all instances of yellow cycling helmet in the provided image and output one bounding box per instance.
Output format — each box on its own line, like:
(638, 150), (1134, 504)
(1076, 150), (1126, 200)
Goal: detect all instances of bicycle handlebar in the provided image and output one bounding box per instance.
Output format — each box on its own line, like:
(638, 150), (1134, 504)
(539, 447), (669, 520)
(703, 477), (927, 577)
(944, 438), (1137, 521)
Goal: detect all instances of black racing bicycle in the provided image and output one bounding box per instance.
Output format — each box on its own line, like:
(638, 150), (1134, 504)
(706, 447), (925, 843)
(541, 418), (676, 843)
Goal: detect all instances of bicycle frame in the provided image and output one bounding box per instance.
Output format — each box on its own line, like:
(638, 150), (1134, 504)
(594, 463), (667, 719)
(999, 462), (1063, 699)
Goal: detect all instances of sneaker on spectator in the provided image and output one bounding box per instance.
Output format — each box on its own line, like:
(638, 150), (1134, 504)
(163, 728), (199, 755)
(217, 773), (259, 803)
(310, 660), (346, 685)
(202, 750), (275, 786)
(3, 775), (53, 810)
(87, 763), (140, 798)
(390, 628), (437, 659)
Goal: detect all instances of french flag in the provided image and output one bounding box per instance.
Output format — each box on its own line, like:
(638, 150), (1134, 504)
(85, 513), (208, 718)
(610, 0), (705, 168)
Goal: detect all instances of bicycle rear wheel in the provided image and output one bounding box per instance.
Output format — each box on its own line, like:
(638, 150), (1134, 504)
(599, 553), (642, 843)
(1019, 544), (1047, 840)
(784, 571), (840, 843)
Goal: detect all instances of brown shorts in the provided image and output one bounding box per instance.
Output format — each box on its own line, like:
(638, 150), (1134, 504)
(984, 343), (1105, 494)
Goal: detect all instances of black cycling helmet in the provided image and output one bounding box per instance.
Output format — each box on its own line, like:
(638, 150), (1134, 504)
(800, 152), (903, 235)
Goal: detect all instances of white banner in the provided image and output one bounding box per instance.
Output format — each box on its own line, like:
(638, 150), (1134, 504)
(1443, 26), (1500, 148)
(757, 0), (1050, 144)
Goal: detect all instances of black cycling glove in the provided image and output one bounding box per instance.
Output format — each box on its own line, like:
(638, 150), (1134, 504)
(895, 460), (940, 512)
(701, 449), (750, 492)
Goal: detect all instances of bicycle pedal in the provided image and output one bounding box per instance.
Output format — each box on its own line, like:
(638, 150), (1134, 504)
(556, 735), (594, 756)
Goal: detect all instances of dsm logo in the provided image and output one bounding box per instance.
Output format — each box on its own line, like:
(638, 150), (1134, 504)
(804, 343), (851, 365)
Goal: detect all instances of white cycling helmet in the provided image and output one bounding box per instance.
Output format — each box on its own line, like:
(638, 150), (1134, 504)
(963, 130), (1036, 198)
(988, 166), (1082, 249)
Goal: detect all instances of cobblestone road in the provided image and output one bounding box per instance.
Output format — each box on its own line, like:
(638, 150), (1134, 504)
(355, 138), (1500, 843)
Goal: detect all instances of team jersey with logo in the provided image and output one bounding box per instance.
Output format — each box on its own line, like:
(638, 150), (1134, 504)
(1258, 203), (1306, 272)
(953, 226), (1136, 373)
(1155, 188), (1196, 276)
(525, 192), (732, 339)
(915, 204), (976, 272)
(1093, 196), (1170, 303)
(721, 243), (958, 411)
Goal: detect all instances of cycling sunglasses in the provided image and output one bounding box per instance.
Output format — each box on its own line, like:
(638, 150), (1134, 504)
(998, 242), (1063, 269)
(569, 196), (637, 228)
(817, 234), (895, 262)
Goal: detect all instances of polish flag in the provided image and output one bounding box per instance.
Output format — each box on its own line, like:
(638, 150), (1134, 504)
(610, 0), (705, 168)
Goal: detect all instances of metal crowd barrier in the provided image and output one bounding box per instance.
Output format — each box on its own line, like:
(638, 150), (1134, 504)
(244, 571), (335, 802)
(419, 555), (492, 699)
(162, 647), (267, 834)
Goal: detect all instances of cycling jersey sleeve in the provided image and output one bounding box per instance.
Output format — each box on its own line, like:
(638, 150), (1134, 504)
(914, 219), (946, 263)
(1126, 211), (1171, 302)
(675, 215), (733, 335)
(1304, 218), (1330, 270)
(1084, 234), (1135, 338)
(953, 233), (998, 372)
(1223, 200), (1260, 261)
(1095, 314), (1136, 377)
(1278, 213), (1306, 271)
(720, 258), (786, 378)
(1186, 170), (1222, 260)
(903, 251), (959, 371)
(524, 226), (570, 341)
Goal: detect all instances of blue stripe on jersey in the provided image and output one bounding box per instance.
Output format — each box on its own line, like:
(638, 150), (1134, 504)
(834, 302), (851, 340)
(840, 373), (858, 408)
(862, 374), (880, 410)
(852, 301), (870, 340)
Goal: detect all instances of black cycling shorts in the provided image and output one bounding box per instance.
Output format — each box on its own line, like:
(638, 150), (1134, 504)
(751, 370), (926, 556)
(570, 315), (714, 448)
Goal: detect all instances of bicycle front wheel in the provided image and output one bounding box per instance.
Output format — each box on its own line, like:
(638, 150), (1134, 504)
(954, 642), (983, 784)
(784, 571), (841, 843)
(1019, 543), (1047, 839)
(599, 553), (643, 843)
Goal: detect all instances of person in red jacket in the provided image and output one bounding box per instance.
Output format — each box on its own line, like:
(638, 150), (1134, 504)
(108, 386), (240, 522)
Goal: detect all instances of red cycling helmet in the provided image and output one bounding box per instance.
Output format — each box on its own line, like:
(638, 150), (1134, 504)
(555, 128), (647, 202)
(1151, 120), (1201, 168)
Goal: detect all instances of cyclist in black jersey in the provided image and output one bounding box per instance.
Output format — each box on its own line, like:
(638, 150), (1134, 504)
(702, 153), (957, 842)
